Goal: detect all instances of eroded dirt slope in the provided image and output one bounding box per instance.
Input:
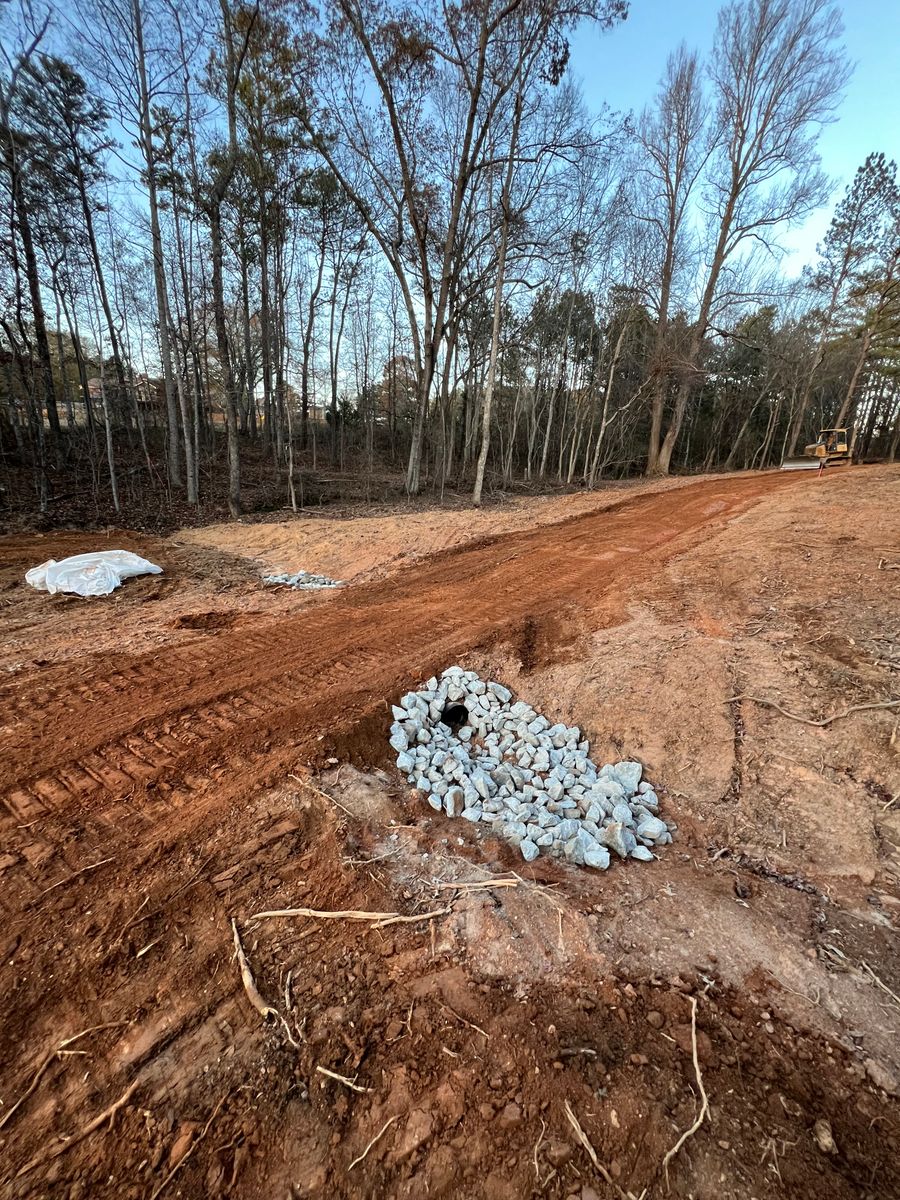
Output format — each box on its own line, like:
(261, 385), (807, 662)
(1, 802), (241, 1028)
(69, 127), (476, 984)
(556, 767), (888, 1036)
(0, 467), (898, 1200)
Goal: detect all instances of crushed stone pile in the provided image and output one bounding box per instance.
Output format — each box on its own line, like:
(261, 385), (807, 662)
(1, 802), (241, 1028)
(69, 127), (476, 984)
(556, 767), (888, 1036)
(263, 570), (342, 590)
(390, 666), (674, 869)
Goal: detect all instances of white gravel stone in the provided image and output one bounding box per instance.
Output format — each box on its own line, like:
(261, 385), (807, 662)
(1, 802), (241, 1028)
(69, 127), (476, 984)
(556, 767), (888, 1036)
(636, 815), (667, 841)
(585, 847), (611, 869)
(612, 760), (643, 794)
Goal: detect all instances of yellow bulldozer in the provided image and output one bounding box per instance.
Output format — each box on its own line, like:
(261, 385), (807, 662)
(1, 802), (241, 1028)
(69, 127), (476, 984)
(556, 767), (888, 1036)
(781, 427), (852, 471)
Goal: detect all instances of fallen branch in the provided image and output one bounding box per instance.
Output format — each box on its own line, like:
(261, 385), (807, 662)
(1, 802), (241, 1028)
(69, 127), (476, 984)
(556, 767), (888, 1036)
(149, 1092), (228, 1200)
(726, 694), (900, 728)
(316, 1066), (370, 1093)
(15, 1079), (140, 1178)
(250, 905), (449, 929)
(662, 996), (709, 1183)
(348, 1115), (399, 1169)
(0, 1021), (129, 1133)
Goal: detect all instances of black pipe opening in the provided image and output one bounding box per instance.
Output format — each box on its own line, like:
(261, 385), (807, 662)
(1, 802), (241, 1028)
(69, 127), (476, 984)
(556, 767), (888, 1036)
(441, 703), (468, 732)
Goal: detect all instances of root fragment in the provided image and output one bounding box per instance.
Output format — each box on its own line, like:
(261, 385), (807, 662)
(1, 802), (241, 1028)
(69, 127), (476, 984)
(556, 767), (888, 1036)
(348, 1114), (399, 1169)
(316, 1066), (371, 1093)
(563, 1100), (636, 1200)
(37, 857), (114, 897)
(0, 1021), (129, 1134)
(439, 1002), (489, 1039)
(661, 995), (709, 1183)
(726, 694), (900, 727)
(231, 918), (278, 1022)
(250, 905), (449, 928)
(231, 918), (299, 1047)
(149, 1092), (228, 1200)
(436, 876), (519, 891)
(15, 1079), (139, 1178)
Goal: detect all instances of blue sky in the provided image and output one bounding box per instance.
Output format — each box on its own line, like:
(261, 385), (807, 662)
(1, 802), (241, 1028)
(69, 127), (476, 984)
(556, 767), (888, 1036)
(569, 0), (900, 276)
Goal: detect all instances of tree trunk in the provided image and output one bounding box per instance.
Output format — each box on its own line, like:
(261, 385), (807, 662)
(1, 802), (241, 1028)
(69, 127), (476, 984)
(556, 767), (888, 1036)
(473, 83), (522, 506)
(133, 0), (181, 486)
(13, 172), (60, 444)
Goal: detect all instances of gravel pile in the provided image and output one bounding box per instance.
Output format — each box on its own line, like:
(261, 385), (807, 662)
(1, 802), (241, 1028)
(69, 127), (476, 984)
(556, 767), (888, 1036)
(390, 666), (674, 869)
(263, 570), (343, 590)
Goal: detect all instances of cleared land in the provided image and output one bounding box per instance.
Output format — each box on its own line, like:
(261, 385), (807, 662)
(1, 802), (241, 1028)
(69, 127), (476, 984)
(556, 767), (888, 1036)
(0, 466), (898, 1199)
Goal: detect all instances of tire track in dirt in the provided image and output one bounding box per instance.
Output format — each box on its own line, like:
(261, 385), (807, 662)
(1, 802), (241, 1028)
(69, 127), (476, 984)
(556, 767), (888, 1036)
(0, 473), (811, 903)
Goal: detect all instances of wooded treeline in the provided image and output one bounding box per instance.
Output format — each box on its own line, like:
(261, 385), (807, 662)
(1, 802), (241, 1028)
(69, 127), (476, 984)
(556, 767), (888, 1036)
(1, 0), (898, 521)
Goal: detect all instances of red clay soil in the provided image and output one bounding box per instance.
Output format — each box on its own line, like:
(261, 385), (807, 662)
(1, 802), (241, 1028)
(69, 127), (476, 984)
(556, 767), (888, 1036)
(1, 468), (899, 1200)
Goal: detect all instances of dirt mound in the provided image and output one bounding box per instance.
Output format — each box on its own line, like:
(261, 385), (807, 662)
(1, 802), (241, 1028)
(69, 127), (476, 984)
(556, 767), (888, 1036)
(175, 475), (703, 584)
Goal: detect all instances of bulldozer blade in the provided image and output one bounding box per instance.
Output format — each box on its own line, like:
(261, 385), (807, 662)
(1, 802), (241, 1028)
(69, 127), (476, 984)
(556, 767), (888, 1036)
(780, 458), (820, 471)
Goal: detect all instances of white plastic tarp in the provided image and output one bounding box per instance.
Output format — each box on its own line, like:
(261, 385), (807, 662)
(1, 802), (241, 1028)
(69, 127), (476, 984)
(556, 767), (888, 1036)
(25, 550), (163, 598)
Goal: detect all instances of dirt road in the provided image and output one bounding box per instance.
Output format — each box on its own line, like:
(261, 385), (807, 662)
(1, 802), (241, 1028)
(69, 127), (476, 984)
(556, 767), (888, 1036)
(1, 472), (803, 821)
(1, 467), (899, 1199)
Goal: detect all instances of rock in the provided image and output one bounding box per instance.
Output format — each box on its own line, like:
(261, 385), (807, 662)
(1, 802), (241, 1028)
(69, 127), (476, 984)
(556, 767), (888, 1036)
(520, 838), (539, 862)
(864, 1057), (899, 1094)
(636, 815), (666, 841)
(504, 821), (528, 844)
(445, 786), (464, 818)
(497, 1102), (522, 1129)
(472, 769), (494, 799)
(646, 1010), (664, 1029)
(584, 847), (610, 870)
(630, 845), (655, 861)
(168, 1122), (200, 1170)
(591, 778), (625, 801)
(389, 731), (409, 753)
(601, 822), (632, 858)
(556, 818), (580, 841)
(545, 1141), (573, 1168)
(393, 1108), (434, 1160)
(813, 1119), (837, 1155)
(612, 760), (643, 794)
(461, 806), (482, 822)
(673, 1023), (715, 1065)
(611, 802), (635, 826)
(396, 750), (415, 773)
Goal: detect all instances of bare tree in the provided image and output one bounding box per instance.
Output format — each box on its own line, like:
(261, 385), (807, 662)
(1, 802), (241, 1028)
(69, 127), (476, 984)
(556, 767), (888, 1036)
(654, 0), (849, 475)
